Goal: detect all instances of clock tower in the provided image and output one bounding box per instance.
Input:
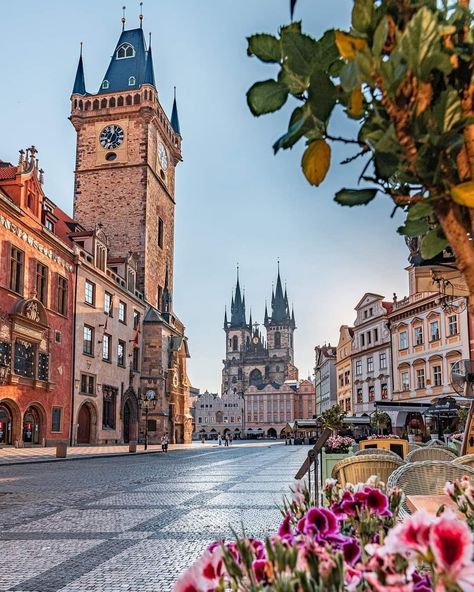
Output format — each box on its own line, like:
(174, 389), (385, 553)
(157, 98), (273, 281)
(70, 23), (181, 309)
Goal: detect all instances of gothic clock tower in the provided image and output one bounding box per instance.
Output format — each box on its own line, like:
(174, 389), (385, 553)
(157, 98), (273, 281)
(70, 22), (182, 309)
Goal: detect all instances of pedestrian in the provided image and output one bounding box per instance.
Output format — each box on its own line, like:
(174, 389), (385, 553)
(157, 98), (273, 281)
(161, 433), (169, 453)
(224, 433), (229, 447)
(218, 434), (222, 446)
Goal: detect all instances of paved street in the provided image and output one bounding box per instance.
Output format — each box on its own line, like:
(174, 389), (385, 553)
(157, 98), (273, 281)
(0, 442), (309, 592)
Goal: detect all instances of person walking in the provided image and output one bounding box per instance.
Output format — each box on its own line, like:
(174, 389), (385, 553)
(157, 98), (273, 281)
(217, 434), (222, 446)
(161, 433), (169, 453)
(224, 433), (229, 447)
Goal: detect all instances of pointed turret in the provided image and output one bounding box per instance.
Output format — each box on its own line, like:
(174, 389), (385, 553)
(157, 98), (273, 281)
(171, 88), (181, 136)
(223, 307), (228, 329)
(249, 309), (253, 330)
(230, 269), (246, 327)
(272, 265), (289, 323)
(291, 306), (296, 329)
(264, 301), (269, 325)
(72, 45), (86, 95)
(144, 36), (156, 86)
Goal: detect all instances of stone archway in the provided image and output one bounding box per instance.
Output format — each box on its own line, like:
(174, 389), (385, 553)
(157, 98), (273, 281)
(0, 399), (21, 445)
(77, 401), (98, 445)
(122, 388), (139, 444)
(23, 403), (46, 446)
(267, 427), (277, 438)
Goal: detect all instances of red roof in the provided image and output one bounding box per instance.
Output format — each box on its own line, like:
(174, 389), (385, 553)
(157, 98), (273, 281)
(52, 206), (77, 244)
(0, 165), (17, 180)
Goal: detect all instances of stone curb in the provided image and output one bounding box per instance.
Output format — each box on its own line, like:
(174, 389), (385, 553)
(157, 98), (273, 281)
(0, 448), (169, 467)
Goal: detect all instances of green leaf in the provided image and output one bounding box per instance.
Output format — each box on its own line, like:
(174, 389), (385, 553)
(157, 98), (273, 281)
(340, 60), (359, 92)
(278, 66), (308, 96)
(372, 16), (388, 57)
(407, 201), (434, 220)
(247, 34), (281, 63)
(421, 228), (449, 260)
(397, 218), (430, 237)
(399, 7), (440, 79)
(272, 105), (314, 153)
(308, 69), (337, 122)
(433, 89), (462, 133)
(279, 21), (302, 36)
(281, 30), (318, 76)
(334, 188), (377, 206)
(314, 30), (340, 69)
(247, 80), (289, 116)
(352, 0), (374, 33)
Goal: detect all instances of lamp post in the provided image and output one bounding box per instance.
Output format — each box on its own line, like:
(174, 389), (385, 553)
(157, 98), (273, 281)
(140, 389), (157, 451)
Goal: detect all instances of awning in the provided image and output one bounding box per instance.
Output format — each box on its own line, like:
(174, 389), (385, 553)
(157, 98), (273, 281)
(343, 416), (371, 425)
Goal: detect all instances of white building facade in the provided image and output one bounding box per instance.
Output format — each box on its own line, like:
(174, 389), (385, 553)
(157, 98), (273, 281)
(314, 345), (337, 415)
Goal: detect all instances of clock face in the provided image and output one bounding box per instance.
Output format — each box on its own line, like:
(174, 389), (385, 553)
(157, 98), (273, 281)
(99, 125), (124, 149)
(158, 142), (168, 171)
(145, 389), (156, 401)
(252, 336), (259, 345)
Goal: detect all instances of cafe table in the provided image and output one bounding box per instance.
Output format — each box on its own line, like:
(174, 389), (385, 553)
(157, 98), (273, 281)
(406, 494), (464, 519)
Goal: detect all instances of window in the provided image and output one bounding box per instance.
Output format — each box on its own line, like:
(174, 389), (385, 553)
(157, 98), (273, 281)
(127, 270), (135, 293)
(102, 389), (116, 429)
(128, 76), (136, 86)
(35, 263), (48, 305)
(9, 247), (24, 294)
(116, 43), (135, 59)
(102, 80), (109, 89)
(346, 397), (351, 411)
(430, 320), (440, 341)
(399, 331), (408, 349)
(339, 374), (344, 388)
(381, 383), (388, 400)
(355, 360), (362, 376)
(356, 388), (363, 404)
(367, 357), (374, 372)
(45, 219), (54, 232)
(364, 310), (368, 319)
(360, 334), (365, 347)
(80, 373), (95, 395)
(414, 326), (423, 345)
(157, 285), (163, 309)
(232, 336), (238, 351)
(102, 334), (111, 361)
(38, 353), (49, 381)
(85, 280), (95, 305)
(132, 347), (140, 372)
(83, 325), (94, 355)
(367, 331), (372, 345)
(401, 371), (409, 390)
(369, 307), (373, 316)
(448, 315), (458, 336)
(368, 385), (375, 401)
(57, 276), (68, 316)
(380, 352), (387, 369)
(14, 340), (36, 378)
(104, 292), (113, 316)
(0, 342), (11, 369)
(344, 370), (350, 385)
(433, 365), (442, 386)
(117, 340), (125, 367)
(118, 301), (126, 323)
(416, 367), (425, 389)
(274, 331), (281, 348)
(157, 217), (164, 248)
(55, 331), (62, 343)
(133, 310), (141, 330)
(52, 407), (62, 432)
(198, 417), (202, 424)
(374, 328), (378, 342)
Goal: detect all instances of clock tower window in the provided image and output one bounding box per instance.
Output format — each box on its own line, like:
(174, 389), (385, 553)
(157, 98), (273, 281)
(102, 80), (109, 90)
(116, 43), (135, 59)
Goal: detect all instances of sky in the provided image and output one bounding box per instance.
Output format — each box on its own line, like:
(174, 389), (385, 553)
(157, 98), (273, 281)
(0, 0), (410, 393)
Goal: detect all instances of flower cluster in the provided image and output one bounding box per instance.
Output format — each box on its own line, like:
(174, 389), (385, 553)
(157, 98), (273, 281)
(325, 435), (355, 453)
(445, 475), (474, 532)
(450, 432), (465, 443)
(366, 434), (400, 440)
(173, 478), (474, 592)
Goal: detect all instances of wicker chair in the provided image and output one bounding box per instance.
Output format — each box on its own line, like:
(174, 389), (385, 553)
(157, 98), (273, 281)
(387, 461), (474, 517)
(408, 443), (421, 453)
(453, 453), (474, 467)
(405, 446), (457, 463)
(332, 454), (405, 486)
(355, 448), (401, 459)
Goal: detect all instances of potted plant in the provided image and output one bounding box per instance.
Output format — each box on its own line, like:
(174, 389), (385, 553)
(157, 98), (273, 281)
(370, 410), (390, 435)
(321, 434), (355, 483)
(443, 425), (453, 444)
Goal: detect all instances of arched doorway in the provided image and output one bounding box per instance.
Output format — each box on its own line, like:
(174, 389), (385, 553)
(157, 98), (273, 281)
(122, 389), (138, 444)
(123, 400), (132, 443)
(77, 404), (92, 444)
(268, 427), (277, 438)
(23, 405), (44, 445)
(0, 402), (13, 445)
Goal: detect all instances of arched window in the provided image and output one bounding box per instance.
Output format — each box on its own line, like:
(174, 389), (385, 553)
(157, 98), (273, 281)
(216, 411), (223, 423)
(232, 336), (238, 352)
(101, 99), (107, 108)
(128, 76), (136, 86)
(102, 80), (109, 90)
(117, 96), (124, 107)
(249, 368), (263, 386)
(116, 43), (135, 59)
(238, 368), (243, 380)
(275, 331), (281, 348)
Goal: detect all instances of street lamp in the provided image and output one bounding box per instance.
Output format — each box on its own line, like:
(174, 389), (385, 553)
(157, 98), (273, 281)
(139, 389), (157, 450)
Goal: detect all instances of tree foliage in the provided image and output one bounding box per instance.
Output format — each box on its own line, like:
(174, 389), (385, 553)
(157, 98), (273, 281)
(247, 0), (474, 304)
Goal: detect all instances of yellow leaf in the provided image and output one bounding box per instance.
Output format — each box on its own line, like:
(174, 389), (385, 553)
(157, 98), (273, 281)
(335, 31), (367, 59)
(301, 140), (331, 186)
(451, 182), (474, 207)
(348, 87), (363, 117)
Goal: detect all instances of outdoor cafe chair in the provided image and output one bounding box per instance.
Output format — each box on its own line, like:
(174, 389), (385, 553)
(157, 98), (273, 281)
(453, 453), (474, 468)
(354, 448), (401, 459)
(332, 454), (404, 487)
(405, 446), (457, 463)
(387, 460), (474, 518)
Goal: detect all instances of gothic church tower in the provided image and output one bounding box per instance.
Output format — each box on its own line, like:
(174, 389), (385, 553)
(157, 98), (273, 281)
(70, 20), (181, 310)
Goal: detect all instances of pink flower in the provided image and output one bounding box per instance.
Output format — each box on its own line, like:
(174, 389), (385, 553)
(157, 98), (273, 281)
(383, 511), (433, 555)
(343, 538), (361, 566)
(430, 510), (473, 577)
(252, 559), (273, 583)
(278, 513), (293, 538)
(304, 507), (338, 537)
(365, 487), (389, 515)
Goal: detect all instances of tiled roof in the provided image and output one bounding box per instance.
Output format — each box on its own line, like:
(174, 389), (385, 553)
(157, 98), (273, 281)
(0, 164), (17, 180)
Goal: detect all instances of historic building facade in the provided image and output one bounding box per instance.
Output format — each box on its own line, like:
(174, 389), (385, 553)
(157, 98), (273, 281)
(0, 150), (76, 446)
(314, 345), (337, 415)
(336, 326), (354, 415)
(70, 21), (191, 443)
(193, 390), (243, 440)
(71, 227), (146, 445)
(351, 293), (393, 416)
(244, 379), (315, 437)
(221, 268), (297, 395)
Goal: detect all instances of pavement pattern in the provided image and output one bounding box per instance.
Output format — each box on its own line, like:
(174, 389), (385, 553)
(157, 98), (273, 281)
(0, 442), (309, 592)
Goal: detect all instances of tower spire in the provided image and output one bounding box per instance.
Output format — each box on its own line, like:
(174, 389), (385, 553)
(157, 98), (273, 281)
(139, 1), (143, 28)
(271, 262), (290, 323)
(171, 87), (181, 136)
(144, 33), (155, 86)
(224, 306), (228, 329)
(122, 5), (126, 31)
(230, 267), (246, 327)
(72, 43), (86, 95)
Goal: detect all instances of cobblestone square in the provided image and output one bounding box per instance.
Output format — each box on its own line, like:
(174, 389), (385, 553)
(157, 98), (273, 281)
(0, 443), (308, 592)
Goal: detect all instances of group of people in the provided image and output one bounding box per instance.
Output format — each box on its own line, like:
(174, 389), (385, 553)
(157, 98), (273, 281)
(217, 433), (232, 446)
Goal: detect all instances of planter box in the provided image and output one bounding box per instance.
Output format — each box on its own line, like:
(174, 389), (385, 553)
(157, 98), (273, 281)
(321, 451), (350, 484)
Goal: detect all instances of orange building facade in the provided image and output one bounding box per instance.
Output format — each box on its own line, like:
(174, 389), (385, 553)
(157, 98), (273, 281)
(0, 149), (76, 446)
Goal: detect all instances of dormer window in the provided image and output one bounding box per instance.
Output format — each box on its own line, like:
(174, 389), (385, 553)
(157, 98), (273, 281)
(102, 80), (110, 90)
(128, 76), (136, 86)
(116, 43), (135, 59)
